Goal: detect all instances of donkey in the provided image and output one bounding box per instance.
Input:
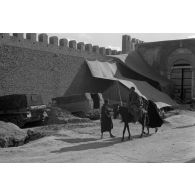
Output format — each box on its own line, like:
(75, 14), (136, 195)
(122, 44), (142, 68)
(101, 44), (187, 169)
(115, 104), (149, 141)
(115, 97), (161, 141)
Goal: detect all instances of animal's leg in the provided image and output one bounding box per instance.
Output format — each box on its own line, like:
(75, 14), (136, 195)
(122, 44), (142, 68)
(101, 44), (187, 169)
(140, 124), (144, 138)
(155, 127), (158, 133)
(147, 127), (150, 135)
(140, 113), (146, 137)
(121, 123), (126, 141)
(144, 114), (147, 135)
(109, 131), (115, 138)
(101, 133), (103, 139)
(127, 124), (131, 140)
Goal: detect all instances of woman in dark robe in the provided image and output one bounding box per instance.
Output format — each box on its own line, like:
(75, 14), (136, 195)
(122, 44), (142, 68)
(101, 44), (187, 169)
(100, 100), (114, 139)
(147, 100), (163, 128)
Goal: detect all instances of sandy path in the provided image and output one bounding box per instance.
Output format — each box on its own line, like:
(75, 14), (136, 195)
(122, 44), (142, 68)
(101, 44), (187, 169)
(0, 111), (195, 163)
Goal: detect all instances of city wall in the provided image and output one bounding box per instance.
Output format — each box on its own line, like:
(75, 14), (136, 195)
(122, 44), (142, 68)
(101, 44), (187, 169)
(0, 33), (121, 104)
(0, 33), (121, 59)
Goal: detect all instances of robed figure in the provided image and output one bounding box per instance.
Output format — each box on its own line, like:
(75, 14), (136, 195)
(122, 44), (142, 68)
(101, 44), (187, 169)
(100, 99), (114, 139)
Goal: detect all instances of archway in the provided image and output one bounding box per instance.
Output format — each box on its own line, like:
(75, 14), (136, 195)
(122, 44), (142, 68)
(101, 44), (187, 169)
(167, 48), (194, 103)
(170, 63), (192, 103)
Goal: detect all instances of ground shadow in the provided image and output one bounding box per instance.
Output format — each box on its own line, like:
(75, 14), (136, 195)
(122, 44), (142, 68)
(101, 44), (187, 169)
(23, 121), (45, 128)
(51, 137), (122, 154)
(53, 134), (68, 137)
(55, 138), (98, 144)
(51, 133), (153, 154)
(105, 133), (152, 142)
(134, 133), (152, 139)
(173, 124), (195, 129)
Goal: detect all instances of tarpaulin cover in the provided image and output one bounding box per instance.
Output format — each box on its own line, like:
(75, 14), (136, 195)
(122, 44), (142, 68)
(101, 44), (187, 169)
(0, 94), (27, 110)
(119, 79), (176, 106)
(110, 52), (171, 88)
(87, 60), (118, 80)
(0, 94), (44, 110)
(86, 59), (177, 107)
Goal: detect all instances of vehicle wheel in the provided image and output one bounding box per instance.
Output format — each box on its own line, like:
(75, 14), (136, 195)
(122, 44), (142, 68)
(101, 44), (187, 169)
(16, 118), (25, 128)
(10, 118), (19, 126)
(41, 117), (49, 125)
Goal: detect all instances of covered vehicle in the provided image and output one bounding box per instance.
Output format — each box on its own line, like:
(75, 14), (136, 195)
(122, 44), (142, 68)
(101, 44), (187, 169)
(0, 94), (48, 127)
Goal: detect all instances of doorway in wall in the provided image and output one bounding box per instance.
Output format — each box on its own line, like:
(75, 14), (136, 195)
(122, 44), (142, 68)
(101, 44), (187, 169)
(170, 64), (192, 103)
(90, 93), (100, 109)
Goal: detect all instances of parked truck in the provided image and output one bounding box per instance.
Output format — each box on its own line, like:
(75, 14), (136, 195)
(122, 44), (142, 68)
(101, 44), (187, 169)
(0, 94), (48, 127)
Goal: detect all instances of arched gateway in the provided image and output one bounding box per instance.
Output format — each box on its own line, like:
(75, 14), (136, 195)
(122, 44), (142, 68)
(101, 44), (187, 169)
(167, 48), (195, 103)
(170, 63), (192, 102)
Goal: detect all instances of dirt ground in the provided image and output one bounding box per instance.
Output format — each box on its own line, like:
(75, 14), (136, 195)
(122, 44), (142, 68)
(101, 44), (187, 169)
(0, 110), (195, 163)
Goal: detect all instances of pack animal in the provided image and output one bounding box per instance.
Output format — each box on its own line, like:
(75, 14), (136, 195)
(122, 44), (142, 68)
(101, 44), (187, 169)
(114, 99), (158, 141)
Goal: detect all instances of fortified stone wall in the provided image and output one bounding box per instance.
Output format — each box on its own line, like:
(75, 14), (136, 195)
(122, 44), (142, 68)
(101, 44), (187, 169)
(0, 33), (122, 60)
(0, 33), (122, 104)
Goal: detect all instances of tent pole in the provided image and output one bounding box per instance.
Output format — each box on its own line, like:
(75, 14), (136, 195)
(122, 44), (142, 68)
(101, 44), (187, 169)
(117, 80), (122, 106)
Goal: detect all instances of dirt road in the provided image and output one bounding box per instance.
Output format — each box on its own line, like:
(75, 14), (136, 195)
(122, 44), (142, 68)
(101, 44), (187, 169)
(0, 110), (195, 163)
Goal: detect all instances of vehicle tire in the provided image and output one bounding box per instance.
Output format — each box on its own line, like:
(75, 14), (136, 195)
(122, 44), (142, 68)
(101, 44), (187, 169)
(10, 118), (19, 126)
(42, 117), (48, 125)
(16, 118), (25, 128)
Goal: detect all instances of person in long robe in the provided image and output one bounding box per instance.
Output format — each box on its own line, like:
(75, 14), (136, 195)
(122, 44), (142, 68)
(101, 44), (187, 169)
(147, 100), (163, 128)
(100, 99), (114, 139)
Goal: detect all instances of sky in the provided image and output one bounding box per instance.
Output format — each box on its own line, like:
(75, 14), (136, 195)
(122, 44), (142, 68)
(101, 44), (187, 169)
(48, 33), (195, 51)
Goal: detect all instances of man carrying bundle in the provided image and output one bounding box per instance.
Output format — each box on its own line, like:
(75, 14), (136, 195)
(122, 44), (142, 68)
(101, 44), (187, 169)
(127, 87), (143, 122)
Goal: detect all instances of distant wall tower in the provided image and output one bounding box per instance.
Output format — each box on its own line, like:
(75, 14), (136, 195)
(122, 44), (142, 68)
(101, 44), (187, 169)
(122, 35), (144, 54)
(122, 35), (131, 54)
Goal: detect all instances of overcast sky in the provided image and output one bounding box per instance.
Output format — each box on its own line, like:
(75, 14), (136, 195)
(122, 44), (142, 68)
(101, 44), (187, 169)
(48, 33), (195, 51)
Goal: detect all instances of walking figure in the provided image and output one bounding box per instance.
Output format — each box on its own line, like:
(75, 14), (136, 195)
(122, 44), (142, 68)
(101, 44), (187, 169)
(100, 99), (114, 139)
(127, 87), (143, 122)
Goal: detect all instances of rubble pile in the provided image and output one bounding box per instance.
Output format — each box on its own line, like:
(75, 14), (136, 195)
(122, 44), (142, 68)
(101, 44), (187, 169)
(46, 106), (91, 124)
(0, 121), (27, 147)
(0, 121), (45, 148)
(0, 107), (95, 148)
